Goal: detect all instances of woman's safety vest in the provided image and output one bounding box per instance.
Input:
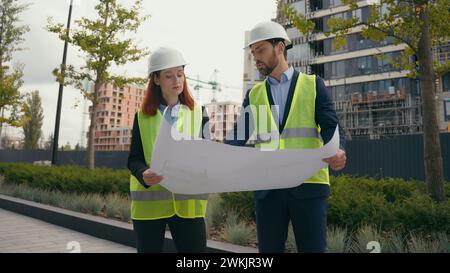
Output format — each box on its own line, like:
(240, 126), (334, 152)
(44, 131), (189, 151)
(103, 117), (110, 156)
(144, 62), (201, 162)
(130, 105), (208, 220)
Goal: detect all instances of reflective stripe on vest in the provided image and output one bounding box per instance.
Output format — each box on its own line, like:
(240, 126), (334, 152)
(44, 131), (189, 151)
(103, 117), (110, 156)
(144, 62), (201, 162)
(129, 105), (208, 220)
(255, 127), (320, 144)
(130, 191), (208, 201)
(248, 72), (329, 185)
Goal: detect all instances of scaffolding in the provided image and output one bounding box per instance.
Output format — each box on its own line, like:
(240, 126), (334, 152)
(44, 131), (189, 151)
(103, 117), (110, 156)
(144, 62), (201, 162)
(334, 91), (422, 140)
(276, 0), (432, 140)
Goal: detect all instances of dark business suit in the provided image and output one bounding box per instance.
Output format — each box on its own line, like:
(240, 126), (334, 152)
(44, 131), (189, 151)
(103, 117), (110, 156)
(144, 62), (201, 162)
(225, 70), (345, 253)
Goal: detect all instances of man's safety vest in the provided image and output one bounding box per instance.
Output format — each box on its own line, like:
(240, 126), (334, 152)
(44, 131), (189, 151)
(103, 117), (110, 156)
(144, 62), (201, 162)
(130, 105), (208, 220)
(248, 72), (329, 185)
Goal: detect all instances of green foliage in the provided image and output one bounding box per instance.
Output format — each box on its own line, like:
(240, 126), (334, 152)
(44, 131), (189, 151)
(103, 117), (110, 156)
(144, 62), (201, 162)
(223, 210), (254, 246)
(326, 226), (348, 253)
(46, 0), (150, 169)
(277, 0), (314, 35)
(220, 191), (255, 221)
(205, 194), (226, 230)
(278, 0), (450, 77)
(221, 175), (450, 235)
(0, 0), (30, 128)
(46, 0), (149, 98)
(0, 163), (130, 195)
(0, 179), (131, 221)
(22, 91), (44, 149)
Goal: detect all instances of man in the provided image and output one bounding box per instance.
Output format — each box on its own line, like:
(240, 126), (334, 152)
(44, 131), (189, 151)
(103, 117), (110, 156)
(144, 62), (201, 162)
(225, 21), (346, 253)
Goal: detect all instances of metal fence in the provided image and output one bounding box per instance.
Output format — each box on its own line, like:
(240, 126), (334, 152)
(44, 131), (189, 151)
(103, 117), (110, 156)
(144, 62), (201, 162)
(1, 132), (449, 181)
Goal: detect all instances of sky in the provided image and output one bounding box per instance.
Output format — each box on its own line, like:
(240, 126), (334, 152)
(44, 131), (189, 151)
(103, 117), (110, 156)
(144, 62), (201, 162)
(3, 0), (277, 147)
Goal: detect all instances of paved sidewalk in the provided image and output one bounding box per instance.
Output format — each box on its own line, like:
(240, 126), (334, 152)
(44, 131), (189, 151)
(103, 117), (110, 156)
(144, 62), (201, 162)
(0, 208), (135, 253)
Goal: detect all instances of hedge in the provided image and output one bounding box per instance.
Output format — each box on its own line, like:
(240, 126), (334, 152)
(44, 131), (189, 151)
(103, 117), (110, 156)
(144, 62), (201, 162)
(0, 163), (129, 195)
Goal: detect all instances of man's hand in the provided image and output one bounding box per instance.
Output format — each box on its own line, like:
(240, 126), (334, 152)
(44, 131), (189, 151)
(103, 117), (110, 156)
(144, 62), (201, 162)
(142, 169), (164, 186)
(323, 149), (346, 171)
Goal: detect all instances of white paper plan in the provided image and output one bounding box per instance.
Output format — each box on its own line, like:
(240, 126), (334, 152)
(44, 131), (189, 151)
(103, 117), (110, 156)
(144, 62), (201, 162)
(151, 117), (340, 195)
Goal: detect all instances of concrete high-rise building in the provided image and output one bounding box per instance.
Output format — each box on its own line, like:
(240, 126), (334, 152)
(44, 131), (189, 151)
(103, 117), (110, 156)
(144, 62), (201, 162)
(204, 101), (241, 143)
(274, 0), (425, 140)
(434, 43), (450, 132)
(89, 83), (146, 151)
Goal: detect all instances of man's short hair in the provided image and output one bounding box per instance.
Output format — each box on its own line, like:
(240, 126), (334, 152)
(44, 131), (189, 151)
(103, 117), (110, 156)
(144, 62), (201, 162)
(267, 38), (288, 60)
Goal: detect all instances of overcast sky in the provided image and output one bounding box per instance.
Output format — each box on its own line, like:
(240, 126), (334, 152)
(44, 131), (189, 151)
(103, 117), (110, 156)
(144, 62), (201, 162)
(4, 0), (277, 147)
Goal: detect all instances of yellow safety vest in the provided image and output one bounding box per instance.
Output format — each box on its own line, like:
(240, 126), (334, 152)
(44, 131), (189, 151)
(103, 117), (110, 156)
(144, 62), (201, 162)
(248, 72), (329, 184)
(130, 104), (208, 220)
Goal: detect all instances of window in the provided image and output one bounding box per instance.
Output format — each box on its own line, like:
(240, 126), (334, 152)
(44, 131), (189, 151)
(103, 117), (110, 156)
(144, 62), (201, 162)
(444, 99), (450, 122)
(357, 56), (372, 75)
(352, 8), (362, 22)
(330, 0), (342, 8)
(443, 73), (450, 92)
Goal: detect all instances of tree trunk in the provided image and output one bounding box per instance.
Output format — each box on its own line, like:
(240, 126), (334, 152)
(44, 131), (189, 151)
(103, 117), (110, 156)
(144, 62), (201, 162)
(86, 1), (110, 170)
(417, 3), (447, 202)
(87, 81), (100, 170)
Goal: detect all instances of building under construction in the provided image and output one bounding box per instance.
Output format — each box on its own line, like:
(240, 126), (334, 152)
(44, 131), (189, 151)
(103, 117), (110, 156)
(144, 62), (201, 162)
(242, 0), (450, 140)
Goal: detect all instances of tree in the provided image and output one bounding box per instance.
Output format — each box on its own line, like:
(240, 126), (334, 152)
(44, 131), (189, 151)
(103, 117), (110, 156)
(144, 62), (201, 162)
(0, 0), (30, 138)
(63, 141), (72, 151)
(22, 90), (43, 149)
(44, 133), (54, 150)
(47, 0), (149, 170)
(279, 0), (449, 202)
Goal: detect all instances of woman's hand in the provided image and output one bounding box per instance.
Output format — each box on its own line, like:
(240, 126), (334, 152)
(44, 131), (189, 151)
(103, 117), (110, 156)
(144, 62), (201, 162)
(142, 168), (164, 186)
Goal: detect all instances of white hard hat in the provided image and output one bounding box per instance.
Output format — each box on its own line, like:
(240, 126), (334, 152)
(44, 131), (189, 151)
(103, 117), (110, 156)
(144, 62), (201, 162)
(148, 47), (188, 76)
(247, 21), (292, 49)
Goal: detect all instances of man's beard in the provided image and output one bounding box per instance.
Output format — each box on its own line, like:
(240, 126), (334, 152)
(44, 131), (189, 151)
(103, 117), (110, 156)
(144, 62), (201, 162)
(257, 63), (274, 77)
(256, 50), (278, 76)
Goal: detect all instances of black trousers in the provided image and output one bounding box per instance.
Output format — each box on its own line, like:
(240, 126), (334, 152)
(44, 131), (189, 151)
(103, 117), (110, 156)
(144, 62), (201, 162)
(133, 215), (206, 253)
(255, 189), (328, 253)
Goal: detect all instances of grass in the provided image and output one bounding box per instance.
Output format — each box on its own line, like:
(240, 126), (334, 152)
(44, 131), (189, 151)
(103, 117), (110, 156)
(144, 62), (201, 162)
(0, 179), (130, 222)
(380, 232), (405, 253)
(205, 194), (225, 231)
(353, 225), (383, 253)
(327, 226), (348, 253)
(223, 210), (254, 246)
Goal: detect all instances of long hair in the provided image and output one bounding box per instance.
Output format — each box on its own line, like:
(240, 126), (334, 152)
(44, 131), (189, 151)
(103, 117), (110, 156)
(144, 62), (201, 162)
(141, 70), (195, 116)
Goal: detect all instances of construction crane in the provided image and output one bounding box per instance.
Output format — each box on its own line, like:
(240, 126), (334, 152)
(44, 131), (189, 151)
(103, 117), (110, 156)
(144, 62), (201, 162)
(187, 69), (241, 103)
(187, 69), (222, 103)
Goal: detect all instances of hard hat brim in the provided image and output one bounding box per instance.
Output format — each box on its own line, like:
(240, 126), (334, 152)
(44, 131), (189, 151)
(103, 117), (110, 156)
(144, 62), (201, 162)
(148, 62), (188, 76)
(244, 38), (293, 50)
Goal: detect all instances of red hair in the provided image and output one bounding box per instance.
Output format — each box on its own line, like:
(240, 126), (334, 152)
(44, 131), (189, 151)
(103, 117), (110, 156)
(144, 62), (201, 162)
(141, 72), (195, 116)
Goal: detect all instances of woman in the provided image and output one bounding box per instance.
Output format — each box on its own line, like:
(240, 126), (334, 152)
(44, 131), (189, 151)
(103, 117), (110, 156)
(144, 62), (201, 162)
(127, 47), (210, 253)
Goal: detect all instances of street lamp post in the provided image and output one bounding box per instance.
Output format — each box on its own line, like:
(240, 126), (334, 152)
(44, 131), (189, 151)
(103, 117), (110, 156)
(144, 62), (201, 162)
(51, 0), (74, 166)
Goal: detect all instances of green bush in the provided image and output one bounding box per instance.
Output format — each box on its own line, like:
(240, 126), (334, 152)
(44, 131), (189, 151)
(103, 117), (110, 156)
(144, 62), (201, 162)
(220, 175), (450, 236)
(220, 191), (254, 221)
(0, 163), (129, 195)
